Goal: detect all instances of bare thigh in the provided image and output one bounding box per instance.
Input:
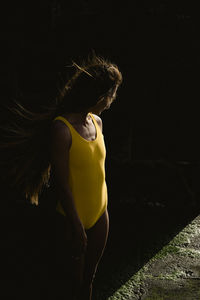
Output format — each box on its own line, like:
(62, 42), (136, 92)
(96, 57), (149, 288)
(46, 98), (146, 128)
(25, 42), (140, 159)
(55, 209), (109, 297)
(83, 208), (109, 285)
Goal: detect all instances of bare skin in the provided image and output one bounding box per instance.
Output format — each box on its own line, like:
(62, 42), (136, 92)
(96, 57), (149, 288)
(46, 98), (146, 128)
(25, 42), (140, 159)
(51, 88), (118, 299)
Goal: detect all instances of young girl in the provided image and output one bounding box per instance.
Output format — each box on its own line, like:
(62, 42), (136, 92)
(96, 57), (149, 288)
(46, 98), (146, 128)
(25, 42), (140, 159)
(0, 54), (122, 300)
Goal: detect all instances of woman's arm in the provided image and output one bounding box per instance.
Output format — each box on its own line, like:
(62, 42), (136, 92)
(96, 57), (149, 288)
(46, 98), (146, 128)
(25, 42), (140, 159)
(51, 120), (87, 255)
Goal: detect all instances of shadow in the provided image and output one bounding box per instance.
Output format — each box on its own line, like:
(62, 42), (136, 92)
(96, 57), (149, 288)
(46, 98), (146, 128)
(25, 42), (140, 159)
(92, 159), (200, 299)
(0, 195), (49, 299)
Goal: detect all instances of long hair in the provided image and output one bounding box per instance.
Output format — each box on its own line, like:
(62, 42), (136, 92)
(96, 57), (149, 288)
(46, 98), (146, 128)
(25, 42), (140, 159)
(0, 53), (122, 205)
(0, 100), (53, 205)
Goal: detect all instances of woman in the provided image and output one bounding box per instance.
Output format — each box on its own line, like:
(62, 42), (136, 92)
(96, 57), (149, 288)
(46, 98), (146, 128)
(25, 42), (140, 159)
(0, 54), (122, 300)
(51, 55), (122, 299)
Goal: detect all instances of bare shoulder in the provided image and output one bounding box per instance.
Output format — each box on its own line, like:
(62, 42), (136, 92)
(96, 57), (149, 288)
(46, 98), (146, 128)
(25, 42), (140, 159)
(92, 114), (103, 131)
(51, 120), (72, 148)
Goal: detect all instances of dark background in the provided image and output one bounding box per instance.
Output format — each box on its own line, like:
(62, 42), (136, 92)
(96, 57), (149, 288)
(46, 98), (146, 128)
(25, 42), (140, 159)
(2, 0), (200, 161)
(1, 1), (200, 299)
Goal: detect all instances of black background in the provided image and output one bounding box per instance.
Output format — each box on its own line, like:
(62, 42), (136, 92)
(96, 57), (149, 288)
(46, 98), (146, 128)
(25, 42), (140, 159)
(1, 1), (200, 298)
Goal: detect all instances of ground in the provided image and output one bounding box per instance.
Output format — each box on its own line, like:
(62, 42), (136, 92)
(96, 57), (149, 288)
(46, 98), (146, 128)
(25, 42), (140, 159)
(93, 202), (200, 300)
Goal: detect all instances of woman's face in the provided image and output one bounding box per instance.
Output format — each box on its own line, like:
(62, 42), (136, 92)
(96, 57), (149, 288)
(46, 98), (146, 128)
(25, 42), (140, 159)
(90, 85), (118, 115)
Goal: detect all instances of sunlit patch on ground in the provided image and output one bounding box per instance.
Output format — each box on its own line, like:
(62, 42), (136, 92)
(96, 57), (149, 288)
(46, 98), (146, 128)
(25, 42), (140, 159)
(106, 215), (200, 300)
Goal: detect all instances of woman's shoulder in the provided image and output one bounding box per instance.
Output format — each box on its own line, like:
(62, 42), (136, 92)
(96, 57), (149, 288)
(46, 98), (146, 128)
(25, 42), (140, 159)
(52, 117), (69, 130)
(51, 118), (72, 144)
(91, 114), (103, 131)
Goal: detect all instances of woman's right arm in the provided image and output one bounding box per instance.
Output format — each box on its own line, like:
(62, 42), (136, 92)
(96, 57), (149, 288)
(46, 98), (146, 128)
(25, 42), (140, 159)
(50, 121), (87, 255)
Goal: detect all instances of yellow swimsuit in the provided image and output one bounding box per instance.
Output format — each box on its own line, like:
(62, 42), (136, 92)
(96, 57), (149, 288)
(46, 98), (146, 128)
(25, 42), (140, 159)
(54, 113), (108, 229)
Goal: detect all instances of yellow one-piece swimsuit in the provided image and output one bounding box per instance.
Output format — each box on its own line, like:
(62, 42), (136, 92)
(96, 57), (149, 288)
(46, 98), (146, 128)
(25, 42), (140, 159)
(54, 113), (108, 229)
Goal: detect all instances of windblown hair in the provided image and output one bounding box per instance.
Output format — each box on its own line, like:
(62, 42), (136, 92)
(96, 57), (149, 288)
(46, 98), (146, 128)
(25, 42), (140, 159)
(0, 54), (122, 205)
(0, 101), (53, 205)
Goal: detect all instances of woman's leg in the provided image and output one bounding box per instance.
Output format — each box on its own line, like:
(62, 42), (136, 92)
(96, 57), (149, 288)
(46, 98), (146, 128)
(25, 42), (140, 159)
(79, 209), (109, 300)
(56, 209), (109, 299)
(55, 212), (84, 299)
